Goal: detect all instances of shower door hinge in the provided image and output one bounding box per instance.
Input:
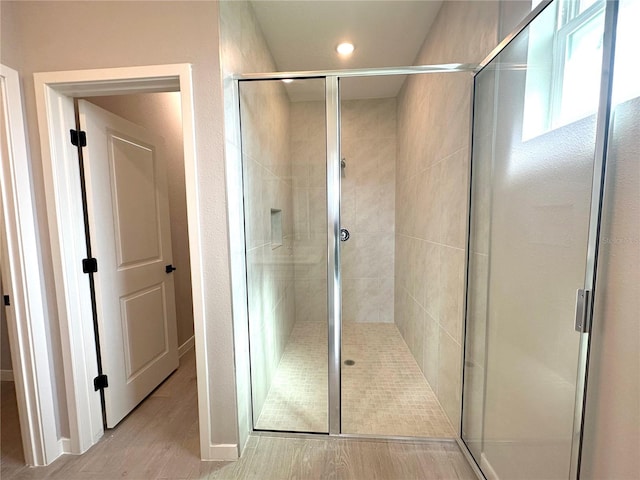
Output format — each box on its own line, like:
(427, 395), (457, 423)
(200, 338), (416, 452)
(574, 289), (592, 333)
(70, 129), (87, 147)
(93, 374), (108, 391)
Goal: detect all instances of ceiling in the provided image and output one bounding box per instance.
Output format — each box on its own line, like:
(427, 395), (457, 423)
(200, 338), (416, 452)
(250, 1), (444, 101)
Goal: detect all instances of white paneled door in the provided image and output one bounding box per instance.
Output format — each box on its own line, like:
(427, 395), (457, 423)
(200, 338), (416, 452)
(78, 100), (178, 428)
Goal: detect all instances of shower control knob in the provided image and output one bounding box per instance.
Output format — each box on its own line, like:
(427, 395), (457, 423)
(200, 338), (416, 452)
(340, 228), (350, 242)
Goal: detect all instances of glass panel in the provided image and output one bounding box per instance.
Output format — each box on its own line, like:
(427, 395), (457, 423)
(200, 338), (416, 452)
(239, 78), (328, 433)
(339, 73), (467, 438)
(462, 1), (605, 478)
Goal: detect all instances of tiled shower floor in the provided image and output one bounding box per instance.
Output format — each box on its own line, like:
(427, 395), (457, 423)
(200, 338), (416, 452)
(255, 321), (455, 438)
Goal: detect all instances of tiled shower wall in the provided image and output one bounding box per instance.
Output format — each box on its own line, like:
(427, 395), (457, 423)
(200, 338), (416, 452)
(341, 99), (396, 323)
(289, 98), (397, 324)
(240, 82), (296, 419)
(394, 1), (499, 426)
(289, 100), (328, 324)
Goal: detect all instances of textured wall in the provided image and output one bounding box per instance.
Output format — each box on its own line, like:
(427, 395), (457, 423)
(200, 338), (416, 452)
(85, 93), (194, 348)
(394, 1), (499, 427)
(582, 96), (640, 480)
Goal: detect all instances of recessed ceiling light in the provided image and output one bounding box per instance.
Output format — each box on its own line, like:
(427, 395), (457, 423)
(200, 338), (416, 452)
(336, 42), (355, 56)
(282, 79), (294, 83)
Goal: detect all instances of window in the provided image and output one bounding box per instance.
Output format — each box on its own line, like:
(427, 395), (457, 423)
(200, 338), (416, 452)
(552, 0), (605, 128)
(523, 0), (605, 140)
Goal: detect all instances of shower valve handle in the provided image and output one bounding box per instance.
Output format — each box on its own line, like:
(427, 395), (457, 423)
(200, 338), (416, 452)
(340, 228), (350, 242)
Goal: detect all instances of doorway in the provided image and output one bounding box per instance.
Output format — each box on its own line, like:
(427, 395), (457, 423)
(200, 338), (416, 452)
(1, 195), (27, 475)
(31, 64), (219, 461)
(76, 93), (194, 428)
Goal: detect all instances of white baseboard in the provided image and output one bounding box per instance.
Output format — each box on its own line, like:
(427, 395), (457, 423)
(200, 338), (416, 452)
(58, 437), (72, 454)
(178, 335), (195, 358)
(205, 443), (238, 461)
(0, 369), (13, 381)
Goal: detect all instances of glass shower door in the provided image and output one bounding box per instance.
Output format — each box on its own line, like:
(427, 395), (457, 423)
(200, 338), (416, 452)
(239, 78), (329, 433)
(462, 0), (610, 478)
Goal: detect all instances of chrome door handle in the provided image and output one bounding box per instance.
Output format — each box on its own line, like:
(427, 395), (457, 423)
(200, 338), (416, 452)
(340, 228), (350, 242)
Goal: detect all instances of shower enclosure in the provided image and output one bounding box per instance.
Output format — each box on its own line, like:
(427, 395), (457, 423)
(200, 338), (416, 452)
(233, 0), (628, 477)
(238, 68), (474, 438)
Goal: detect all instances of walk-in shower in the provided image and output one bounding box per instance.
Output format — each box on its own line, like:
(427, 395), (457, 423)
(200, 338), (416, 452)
(232, 0), (634, 478)
(238, 65), (475, 439)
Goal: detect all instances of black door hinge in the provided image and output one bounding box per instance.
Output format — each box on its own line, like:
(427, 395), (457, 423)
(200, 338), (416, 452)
(70, 129), (87, 147)
(94, 374), (108, 391)
(3, 295), (9, 306)
(82, 258), (98, 273)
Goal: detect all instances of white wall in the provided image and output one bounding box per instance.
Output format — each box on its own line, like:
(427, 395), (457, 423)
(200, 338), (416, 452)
(1, 0), (238, 450)
(582, 96), (640, 480)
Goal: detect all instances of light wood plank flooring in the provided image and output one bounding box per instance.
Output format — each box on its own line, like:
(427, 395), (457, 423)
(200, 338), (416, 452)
(209, 435), (476, 480)
(1, 348), (476, 479)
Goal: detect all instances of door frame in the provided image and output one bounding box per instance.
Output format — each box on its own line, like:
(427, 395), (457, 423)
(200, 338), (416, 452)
(33, 64), (216, 459)
(1, 64), (60, 466)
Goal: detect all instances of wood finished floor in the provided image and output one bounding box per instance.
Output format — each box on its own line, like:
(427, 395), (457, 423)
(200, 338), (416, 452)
(1, 348), (476, 480)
